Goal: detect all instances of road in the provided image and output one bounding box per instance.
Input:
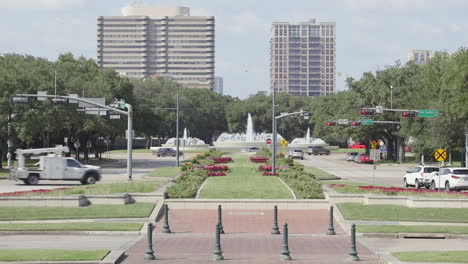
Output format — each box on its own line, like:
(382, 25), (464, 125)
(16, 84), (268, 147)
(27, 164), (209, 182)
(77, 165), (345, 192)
(0, 153), (194, 194)
(299, 152), (410, 186)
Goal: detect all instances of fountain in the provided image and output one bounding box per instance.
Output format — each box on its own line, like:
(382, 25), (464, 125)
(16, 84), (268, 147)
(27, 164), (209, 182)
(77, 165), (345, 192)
(158, 128), (209, 151)
(213, 113), (284, 148)
(289, 128), (334, 149)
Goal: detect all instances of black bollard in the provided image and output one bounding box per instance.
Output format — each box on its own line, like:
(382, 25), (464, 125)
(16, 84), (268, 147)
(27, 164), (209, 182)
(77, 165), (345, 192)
(213, 224), (224, 260)
(280, 223), (292, 261)
(218, 205), (225, 234)
(327, 206), (336, 235)
(349, 224), (360, 261)
(144, 222), (156, 260)
(271, 205), (280, 235)
(161, 204), (172, 233)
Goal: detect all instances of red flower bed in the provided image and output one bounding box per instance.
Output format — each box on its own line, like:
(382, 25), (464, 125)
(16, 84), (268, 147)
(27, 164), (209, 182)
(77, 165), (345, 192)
(208, 172), (226, 176)
(258, 165), (281, 172)
(204, 165), (229, 171)
(329, 184), (468, 196)
(0, 187), (70, 197)
(262, 172), (279, 176)
(213, 157), (232, 164)
(250, 156), (269, 163)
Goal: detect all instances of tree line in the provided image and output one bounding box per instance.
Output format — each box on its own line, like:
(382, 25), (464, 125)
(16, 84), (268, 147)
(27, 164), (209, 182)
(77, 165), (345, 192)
(1, 49), (467, 166)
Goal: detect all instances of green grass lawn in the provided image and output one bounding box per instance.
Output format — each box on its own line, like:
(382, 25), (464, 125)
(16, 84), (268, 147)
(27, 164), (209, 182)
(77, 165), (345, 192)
(303, 166), (337, 179)
(338, 203), (468, 223)
(0, 222), (143, 231)
(357, 225), (468, 234)
(10, 181), (164, 196)
(392, 251), (468, 263)
(0, 249), (109, 262)
(82, 158), (114, 166)
(148, 166), (180, 178)
(0, 203), (155, 220)
(199, 154), (293, 199)
(332, 148), (366, 153)
(107, 149), (152, 154)
(0, 168), (10, 178)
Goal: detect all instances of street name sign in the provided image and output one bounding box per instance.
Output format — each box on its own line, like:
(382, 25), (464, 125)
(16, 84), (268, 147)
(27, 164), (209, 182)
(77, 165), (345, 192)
(363, 119), (374, 125)
(418, 110), (439, 117)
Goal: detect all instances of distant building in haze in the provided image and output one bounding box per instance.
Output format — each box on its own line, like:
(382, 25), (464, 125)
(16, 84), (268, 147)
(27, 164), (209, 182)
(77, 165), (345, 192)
(213, 76), (223, 95)
(97, 4), (215, 89)
(407, 50), (433, 65)
(270, 19), (336, 96)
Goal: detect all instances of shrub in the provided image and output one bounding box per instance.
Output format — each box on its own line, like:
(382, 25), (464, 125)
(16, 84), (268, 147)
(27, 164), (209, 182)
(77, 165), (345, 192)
(262, 172), (279, 176)
(205, 165), (229, 171)
(279, 168), (323, 199)
(249, 156), (269, 163)
(166, 169), (209, 198)
(258, 165), (281, 171)
(213, 157), (232, 163)
(208, 172), (226, 176)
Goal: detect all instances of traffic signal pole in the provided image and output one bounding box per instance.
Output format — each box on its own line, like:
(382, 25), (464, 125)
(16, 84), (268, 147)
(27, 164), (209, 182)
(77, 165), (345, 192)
(272, 90), (277, 175)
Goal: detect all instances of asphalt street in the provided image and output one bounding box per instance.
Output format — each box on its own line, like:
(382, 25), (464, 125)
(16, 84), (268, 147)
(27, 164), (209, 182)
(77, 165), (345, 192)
(298, 152), (409, 186)
(0, 153), (193, 194)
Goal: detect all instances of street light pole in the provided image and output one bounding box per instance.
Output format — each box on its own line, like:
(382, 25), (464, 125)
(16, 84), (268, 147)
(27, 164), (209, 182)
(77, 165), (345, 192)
(272, 88), (277, 174)
(176, 91), (180, 167)
(390, 85), (393, 109)
(125, 103), (133, 181)
(7, 110), (12, 168)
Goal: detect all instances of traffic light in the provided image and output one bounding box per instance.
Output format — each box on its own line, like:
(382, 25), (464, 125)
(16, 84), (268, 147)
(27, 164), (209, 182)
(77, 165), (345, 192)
(401, 111), (417, 118)
(360, 108), (376, 116)
(326, 121), (337, 126)
(11, 96), (30, 104)
(351, 121), (361, 127)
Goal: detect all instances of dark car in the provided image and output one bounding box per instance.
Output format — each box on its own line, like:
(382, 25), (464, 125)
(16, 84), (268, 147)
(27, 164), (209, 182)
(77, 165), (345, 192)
(152, 148), (183, 157)
(307, 146), (331, 155)
(241, 147), (261, 153)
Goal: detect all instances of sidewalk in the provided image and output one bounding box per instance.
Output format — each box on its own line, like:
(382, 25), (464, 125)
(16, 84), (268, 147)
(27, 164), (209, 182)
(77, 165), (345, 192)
(121, 209), (383, 263)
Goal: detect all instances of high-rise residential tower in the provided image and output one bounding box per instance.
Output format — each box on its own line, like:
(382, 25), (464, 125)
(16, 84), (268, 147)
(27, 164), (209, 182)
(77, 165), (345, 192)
(213, 76), (223, 95)
(270, 19), (336, 96)
(97, 4), (215, 89)
(407, 49), (432, 65)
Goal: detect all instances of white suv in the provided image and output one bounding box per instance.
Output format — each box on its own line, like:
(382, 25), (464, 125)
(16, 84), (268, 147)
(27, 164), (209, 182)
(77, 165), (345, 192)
(430, 167), (468, 191)
(403, 166), (439, 189)
(288, 149), (304, 160)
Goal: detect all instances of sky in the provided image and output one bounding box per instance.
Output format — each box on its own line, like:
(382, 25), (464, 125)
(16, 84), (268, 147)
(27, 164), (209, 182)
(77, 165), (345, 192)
(0, 0), (467, 98)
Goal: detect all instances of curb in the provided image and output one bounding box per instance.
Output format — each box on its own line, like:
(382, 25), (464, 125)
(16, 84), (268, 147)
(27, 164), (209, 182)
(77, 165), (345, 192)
(0, 250), (124, 264)
(0, 231), (141, 236)
(361, 232), (468, 239)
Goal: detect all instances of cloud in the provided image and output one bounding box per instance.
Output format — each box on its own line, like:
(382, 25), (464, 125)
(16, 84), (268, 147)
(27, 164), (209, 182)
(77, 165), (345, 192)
(0, 0), (87, 9)
(224, 10), (268, 34)
(450, 23), (462, 32)
(344, 0), (429, 9)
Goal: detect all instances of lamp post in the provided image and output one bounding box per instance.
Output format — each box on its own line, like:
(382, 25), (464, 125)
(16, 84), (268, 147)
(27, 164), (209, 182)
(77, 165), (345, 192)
(272, 110), (310, 174)
(176, 91), (180, 167)
(272, 88), (277, 174)
(390, 85), (393, 109)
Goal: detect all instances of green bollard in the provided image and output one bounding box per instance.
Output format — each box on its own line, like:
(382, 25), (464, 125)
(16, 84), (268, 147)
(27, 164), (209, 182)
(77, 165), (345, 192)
(327, 206), (336, 235)
(144, 222), (156, 260)
(271, 205), (280, 235)
(161, 204), (172, 233)
(213, 224), (224, 260)
(280, 223), (292, 261)
(218, 205), (225, 234)
(349, 224), (360, 261)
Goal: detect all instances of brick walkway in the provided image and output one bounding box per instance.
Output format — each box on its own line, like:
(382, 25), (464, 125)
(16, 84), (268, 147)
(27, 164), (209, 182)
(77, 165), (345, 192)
(121, 209), (383, 263)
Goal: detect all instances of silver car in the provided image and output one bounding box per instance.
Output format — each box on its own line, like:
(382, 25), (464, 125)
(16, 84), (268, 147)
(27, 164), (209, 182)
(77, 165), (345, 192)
(288, 149), (304, 160)
(152, 148), (183, 157)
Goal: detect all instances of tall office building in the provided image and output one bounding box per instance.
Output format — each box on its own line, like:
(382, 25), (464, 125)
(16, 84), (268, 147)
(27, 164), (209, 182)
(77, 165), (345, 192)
(97, 5), (215, 89)
(407, 50), (432, 65)
(213, 76), (223, 95)
(270, 19), (336, 96)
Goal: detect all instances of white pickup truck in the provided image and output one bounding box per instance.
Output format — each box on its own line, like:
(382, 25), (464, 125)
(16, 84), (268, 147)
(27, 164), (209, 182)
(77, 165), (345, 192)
(12, 147), (102, 185)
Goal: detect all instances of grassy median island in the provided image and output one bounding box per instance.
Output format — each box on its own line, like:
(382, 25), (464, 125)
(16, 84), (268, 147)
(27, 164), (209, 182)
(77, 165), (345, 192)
(392, 251), (468, 263)
(199, 155), (292, 199)
(0, 249), (109, 262)
(0, 168), (9, 178)
(0, 203), (156, 220)
(3, 181), (164, 197)
(0, 222), (143, 231)
(148, 166), (180, 178)
(303, 166), (337, 179)
(338, 203), (468, 223)
(357, 225), (468, 234)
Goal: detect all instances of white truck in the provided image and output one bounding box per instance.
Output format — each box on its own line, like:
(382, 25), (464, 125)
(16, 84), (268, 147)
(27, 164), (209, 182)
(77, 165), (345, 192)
(12, 147), (102, 185)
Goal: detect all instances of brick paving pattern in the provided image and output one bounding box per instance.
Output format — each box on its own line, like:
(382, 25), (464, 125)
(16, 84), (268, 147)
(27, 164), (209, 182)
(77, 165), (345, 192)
(122, 209), (383, 263)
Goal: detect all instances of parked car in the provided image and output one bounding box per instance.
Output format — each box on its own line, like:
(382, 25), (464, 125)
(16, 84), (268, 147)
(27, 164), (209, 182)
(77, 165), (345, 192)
(429, 167), (468, 191)
(307, 146), (331, 155)
(404, 146), (413, 152)
(355, 154), (374, 164)
(288, 149), (304, 160)
(346, 152), (359, 162)
(241, 147), (261, 153)
(403, 165), (439, 188)
(152, 148), (183, 157)
(349, 142), (366, 149)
